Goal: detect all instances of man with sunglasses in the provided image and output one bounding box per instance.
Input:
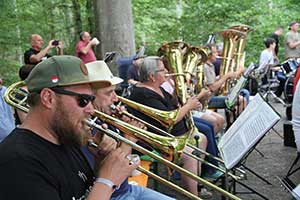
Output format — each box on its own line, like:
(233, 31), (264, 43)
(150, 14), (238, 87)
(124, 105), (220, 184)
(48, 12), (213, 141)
(0, 56), (138, 200)
(85, 60), (175, 200)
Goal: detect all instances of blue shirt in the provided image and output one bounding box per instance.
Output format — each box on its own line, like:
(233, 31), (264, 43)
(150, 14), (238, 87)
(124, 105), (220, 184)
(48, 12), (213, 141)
(0, 86), (15, 142)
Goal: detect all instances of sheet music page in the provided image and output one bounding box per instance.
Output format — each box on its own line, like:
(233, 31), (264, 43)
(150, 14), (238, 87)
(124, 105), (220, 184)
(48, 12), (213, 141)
(219, 94), (281, 169)
(226, 76), (247, 108)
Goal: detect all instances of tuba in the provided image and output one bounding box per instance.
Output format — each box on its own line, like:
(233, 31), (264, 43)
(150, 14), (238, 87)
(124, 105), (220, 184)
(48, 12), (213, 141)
(229, 25), (253, 73)
(219, 28), (246, 95)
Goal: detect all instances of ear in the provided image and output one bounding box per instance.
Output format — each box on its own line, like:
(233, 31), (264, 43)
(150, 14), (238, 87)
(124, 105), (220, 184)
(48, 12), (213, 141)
(39, 88), (56, 109)
(149, 74), (155, 82)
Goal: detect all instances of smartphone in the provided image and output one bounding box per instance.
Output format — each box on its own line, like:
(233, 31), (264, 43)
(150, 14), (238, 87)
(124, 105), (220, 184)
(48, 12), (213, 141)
(52, 40), (59, 46)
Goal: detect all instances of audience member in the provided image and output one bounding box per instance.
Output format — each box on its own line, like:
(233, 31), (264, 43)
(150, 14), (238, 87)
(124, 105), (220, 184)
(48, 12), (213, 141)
(24, 34), (63, 65)
(0, 78), (15, 142)
(0, 56), (138, 200)
(270, 26), (284, 57)
(76, 31), (98, 64)
(85, 60), (175, 200)
(285, 21), (300, 59)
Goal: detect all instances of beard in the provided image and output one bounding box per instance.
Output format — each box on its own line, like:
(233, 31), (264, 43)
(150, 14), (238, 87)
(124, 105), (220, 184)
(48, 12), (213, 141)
(50, 99), (88, 147)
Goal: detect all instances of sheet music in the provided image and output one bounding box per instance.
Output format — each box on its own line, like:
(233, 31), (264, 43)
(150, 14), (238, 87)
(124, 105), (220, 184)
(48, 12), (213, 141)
(225, 63), (257, 108)
(219, 94), (281, 169)
(292, 184), (300, 200)
(225, 76), (247, 108)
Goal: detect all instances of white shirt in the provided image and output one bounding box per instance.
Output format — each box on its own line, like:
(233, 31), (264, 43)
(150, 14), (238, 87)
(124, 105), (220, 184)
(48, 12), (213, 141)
(292, 80), (300, 152)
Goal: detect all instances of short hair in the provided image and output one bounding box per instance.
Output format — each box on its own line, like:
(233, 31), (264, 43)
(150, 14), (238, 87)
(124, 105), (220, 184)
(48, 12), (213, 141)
(277, 26), (284, 30)
(19, 64), (35, 80)
(79, 32), (85, 40)
(264, 38), (276, 48)
(205, 44), (216, 56)
(139, 56), (162, 82)
(27, 92), (40, 107)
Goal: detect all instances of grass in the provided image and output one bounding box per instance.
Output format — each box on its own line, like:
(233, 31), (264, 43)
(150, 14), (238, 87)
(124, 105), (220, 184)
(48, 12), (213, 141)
(0, 59), (21, 87)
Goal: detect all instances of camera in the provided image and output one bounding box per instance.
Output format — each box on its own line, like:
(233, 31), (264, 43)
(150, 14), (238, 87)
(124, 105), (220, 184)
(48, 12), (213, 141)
(52, 40), (59, 46)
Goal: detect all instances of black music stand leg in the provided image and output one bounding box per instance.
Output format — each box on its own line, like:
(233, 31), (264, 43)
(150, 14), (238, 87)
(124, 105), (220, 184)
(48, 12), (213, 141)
(271, 127), (284, 139)
(241, 164), (272, 185)
(254, 148), (265, 158)
(235, 180), (269, 200)
(287, 153), (300, 177)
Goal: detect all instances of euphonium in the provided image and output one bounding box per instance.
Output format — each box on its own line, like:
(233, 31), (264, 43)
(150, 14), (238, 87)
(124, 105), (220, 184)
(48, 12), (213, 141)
(219, 28), (246, 95)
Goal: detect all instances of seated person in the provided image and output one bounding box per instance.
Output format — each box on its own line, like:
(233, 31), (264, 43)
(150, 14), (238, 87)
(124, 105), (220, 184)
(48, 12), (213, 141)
(257, 37), (285, 97)
(0, 78), (15, 142)
(14, 64), (35, 125)
(0, 56), (138, 200)
(204, 44), (247, 114)
(85, 60), (175, 200)
(24, 34), (63, 65)
(128, 56), (211, 197)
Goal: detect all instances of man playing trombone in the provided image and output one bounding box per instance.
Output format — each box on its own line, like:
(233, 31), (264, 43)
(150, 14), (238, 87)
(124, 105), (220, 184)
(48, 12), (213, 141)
(0, 56), (139, 200)
(85, 60), (175, 200)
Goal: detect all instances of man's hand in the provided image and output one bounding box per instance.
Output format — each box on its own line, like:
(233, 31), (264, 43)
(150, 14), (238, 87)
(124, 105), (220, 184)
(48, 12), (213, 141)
(96, 148), (140, 186)
(197, 88), (211, 101)
(186, 95), (202, 111)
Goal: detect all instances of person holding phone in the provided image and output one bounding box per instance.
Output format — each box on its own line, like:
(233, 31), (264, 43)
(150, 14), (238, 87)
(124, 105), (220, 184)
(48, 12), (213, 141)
(24, 34), (63, 65)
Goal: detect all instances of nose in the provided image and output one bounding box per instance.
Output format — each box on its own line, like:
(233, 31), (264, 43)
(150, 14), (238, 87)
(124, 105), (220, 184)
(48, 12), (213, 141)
(84, 101), (94, 115)
(112, 91), (118, 102)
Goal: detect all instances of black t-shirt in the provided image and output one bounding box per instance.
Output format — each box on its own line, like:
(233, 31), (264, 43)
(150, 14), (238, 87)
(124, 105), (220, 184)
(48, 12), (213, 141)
(0, 128), (94, 200)
(128, 85), (188, 136)
(24, 48), (51, 64)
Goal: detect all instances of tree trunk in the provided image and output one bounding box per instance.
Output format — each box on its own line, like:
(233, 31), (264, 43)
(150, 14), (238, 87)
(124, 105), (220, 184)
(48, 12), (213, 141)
(71, 0), (82, 36)
(86, 0), (94, 36)
(12, 0), (22, 63)
(94, 0), (136, 73)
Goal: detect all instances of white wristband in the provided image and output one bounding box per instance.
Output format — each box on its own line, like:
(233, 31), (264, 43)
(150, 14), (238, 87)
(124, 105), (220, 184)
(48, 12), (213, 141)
(95, 178), (120, 190)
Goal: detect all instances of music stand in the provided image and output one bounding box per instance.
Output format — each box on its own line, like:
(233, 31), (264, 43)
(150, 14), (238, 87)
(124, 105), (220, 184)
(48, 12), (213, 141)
(218, 94), (281, 199)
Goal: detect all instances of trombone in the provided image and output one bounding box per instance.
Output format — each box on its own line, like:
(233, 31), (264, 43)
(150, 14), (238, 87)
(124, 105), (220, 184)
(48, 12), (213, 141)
(117, 95), (246, 178)
(5, 81), (242, 200)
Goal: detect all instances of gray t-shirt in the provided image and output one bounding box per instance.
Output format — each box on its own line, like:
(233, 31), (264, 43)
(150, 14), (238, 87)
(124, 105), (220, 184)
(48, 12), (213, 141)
(204, 62), (216, 85)
(285, 31), (300, 59)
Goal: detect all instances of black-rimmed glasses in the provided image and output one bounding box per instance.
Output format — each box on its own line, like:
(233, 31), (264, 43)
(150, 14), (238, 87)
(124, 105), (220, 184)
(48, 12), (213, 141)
(50, 87), (95, 108)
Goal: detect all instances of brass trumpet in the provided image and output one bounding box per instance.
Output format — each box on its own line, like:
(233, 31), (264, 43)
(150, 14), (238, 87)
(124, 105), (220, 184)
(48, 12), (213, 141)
(5, 81), (242, 200)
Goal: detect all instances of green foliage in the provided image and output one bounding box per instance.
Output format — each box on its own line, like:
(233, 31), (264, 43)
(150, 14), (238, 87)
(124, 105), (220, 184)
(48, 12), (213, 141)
(0, 60), (20, 87)
(1, 0), (300, 85)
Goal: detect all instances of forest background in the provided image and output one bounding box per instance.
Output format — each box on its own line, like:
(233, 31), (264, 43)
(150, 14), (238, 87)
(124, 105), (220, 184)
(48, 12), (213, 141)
(0, 0), (299, 86)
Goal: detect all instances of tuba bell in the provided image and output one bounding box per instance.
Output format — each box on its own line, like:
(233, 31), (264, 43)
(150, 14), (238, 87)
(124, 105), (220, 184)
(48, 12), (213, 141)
(229, 24), (253, 74)
(219, 28), (246, 95)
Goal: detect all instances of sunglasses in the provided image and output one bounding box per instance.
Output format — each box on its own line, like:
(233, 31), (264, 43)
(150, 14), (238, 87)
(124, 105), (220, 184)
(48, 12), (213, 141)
(50, 87), (95, 108)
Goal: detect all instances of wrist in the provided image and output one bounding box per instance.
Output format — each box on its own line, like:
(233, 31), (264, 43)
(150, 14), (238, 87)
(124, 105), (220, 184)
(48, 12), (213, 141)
(94, 177), (120, 191)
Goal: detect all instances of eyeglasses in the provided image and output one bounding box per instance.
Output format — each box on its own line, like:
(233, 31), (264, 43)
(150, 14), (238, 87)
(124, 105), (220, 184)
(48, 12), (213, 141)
(50, 87), (95, 108)
(155, 69), (165, 73)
